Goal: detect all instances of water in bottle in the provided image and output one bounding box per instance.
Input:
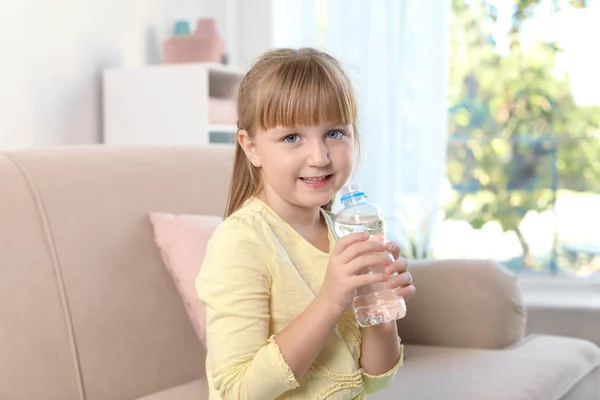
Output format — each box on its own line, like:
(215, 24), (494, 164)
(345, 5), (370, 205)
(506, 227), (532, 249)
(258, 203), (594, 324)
(333, 183), (407, 327)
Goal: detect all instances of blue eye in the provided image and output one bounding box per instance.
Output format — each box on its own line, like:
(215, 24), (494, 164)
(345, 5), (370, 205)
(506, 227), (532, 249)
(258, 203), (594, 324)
(326, 129), (344, 139)
(283, 134), (300, 143)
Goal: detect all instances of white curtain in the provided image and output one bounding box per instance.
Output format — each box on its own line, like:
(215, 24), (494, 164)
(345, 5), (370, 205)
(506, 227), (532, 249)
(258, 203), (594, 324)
(272, 0), (450, 252)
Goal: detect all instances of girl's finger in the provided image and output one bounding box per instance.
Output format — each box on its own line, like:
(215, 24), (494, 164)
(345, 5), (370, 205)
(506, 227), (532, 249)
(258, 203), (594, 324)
(332, 232), (371, 257)
(386, 241), (401, 260)
(386, 272), (412, 289)
(350, 272), (389, 288)
(339, 239), (387, 264)
(347, 253), (393, 275)
(385, 258), (409, 275)
(395, 285), (416, 300)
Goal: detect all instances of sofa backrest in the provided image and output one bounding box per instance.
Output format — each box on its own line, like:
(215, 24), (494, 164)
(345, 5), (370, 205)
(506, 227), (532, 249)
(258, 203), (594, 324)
(0, 146), (233, 400)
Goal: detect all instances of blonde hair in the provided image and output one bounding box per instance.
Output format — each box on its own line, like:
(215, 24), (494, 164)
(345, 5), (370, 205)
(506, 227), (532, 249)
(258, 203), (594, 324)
(225, 48), (359, 217)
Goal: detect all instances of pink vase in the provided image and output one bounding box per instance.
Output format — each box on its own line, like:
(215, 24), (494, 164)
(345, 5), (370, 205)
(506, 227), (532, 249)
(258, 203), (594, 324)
(162, 19), (225, 64)
(194, 18), (227, 64)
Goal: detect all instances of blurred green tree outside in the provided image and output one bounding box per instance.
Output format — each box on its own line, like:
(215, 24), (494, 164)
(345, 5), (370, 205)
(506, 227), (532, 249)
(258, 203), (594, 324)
(446, 0), (600, 272)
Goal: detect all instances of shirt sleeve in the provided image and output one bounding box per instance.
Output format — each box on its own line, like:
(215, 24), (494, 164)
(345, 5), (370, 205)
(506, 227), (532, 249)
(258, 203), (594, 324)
(196, 216), (299, 400)
(360, 338), (403, 394)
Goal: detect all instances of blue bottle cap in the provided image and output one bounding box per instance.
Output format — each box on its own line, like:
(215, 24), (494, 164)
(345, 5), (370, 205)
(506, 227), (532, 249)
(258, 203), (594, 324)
(340, 183), (365, 202)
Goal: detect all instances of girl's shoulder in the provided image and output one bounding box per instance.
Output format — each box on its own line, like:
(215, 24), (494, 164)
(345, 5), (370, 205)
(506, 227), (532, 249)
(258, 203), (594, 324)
(209, 198), (273, 247)
(198, 199), (275, 293)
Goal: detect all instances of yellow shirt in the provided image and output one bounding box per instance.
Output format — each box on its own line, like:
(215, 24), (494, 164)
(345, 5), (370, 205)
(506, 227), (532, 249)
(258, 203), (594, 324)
(196, 198), (402, 400)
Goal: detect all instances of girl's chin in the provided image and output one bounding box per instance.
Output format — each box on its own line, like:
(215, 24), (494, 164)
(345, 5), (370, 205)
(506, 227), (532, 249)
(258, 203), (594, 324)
(295, 191), (338, 209)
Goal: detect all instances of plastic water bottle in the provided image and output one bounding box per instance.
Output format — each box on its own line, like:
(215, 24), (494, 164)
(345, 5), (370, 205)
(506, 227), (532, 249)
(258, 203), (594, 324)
(333, 183), (407, 327)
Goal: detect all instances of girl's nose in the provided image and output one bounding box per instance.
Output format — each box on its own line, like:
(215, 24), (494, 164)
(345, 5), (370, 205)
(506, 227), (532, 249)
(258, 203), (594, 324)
(308, 141), (330, 167)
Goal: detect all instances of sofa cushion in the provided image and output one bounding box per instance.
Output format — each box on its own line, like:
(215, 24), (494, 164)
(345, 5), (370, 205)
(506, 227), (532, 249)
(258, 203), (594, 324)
(149, 213), (222, 346)
(398, 259), (526, 349)
(135, 378), (208, 400)
(369, 335), (600, 400)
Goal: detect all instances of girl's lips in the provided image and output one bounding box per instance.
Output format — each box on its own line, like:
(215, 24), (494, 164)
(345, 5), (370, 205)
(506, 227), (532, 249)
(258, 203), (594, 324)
(299, 174), (333, 188)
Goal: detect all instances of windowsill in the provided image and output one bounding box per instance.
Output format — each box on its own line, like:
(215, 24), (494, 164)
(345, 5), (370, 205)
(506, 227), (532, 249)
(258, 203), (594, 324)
(517, 276), (600, 309)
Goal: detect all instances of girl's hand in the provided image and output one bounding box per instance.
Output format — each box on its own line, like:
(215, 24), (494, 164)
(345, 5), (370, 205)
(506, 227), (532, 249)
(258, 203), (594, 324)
(384, 242), (416, 301)
(320, 232), (392, 316)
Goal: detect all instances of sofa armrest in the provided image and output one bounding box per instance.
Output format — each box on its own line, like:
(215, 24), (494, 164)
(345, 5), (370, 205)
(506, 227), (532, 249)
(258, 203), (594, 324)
(397, 259), (526, 349)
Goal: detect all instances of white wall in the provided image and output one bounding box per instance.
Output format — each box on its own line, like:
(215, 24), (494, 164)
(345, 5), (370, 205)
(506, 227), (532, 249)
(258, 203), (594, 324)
(0, 0), (273, 150)
(234, 0), (272, 70)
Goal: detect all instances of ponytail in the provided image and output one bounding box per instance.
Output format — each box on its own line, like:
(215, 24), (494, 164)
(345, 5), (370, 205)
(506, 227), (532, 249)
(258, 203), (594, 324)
(225, 141), (262, 217)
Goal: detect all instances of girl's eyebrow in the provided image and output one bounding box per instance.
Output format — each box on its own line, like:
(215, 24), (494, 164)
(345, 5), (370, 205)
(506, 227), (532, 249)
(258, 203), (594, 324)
(269, 124), (348, 135)
(270, 126), (297, 135)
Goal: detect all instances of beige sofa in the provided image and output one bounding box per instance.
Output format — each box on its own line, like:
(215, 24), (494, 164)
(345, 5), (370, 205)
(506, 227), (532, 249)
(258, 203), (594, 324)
(1, 145), (599, 400)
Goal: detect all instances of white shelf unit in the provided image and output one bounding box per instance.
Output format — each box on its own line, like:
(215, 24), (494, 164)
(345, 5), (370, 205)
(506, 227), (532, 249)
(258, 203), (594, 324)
(102, 63), (244, 146)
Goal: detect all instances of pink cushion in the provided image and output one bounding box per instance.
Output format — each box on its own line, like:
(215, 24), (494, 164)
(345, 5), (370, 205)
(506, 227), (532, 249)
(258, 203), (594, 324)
(149, 213), (222, 346)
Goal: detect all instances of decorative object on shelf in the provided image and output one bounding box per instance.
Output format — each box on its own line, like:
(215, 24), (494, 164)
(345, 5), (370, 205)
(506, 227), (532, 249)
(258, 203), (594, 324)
(162, 20), (199, 64)
(193, 18), (228, 65)
(162, 18), (227, 65)
(174, 20), (191, 35)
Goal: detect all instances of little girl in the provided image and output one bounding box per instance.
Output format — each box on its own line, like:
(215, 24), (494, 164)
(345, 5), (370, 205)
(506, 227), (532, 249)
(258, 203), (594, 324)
(196, 47), (416, 400)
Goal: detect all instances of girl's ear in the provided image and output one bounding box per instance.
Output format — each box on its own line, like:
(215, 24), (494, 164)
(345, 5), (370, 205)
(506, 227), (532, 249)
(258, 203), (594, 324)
(238, 129), (262, 168)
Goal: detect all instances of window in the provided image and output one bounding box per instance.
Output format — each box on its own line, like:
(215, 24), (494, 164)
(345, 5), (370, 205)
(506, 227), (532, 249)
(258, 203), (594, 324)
(441, 0), (600, 277)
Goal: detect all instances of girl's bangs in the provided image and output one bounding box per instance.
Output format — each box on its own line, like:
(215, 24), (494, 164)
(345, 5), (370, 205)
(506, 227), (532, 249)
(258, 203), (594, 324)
(256, 61), (357, 130)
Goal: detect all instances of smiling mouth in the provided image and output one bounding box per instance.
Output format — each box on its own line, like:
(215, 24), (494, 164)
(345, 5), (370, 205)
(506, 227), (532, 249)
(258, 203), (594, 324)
(300, 174), (333, 183)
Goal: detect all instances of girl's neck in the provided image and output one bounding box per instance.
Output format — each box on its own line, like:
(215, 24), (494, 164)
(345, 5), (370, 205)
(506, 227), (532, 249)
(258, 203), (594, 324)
(257, 187), (331, 254)
(258, 190), (322, 229)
